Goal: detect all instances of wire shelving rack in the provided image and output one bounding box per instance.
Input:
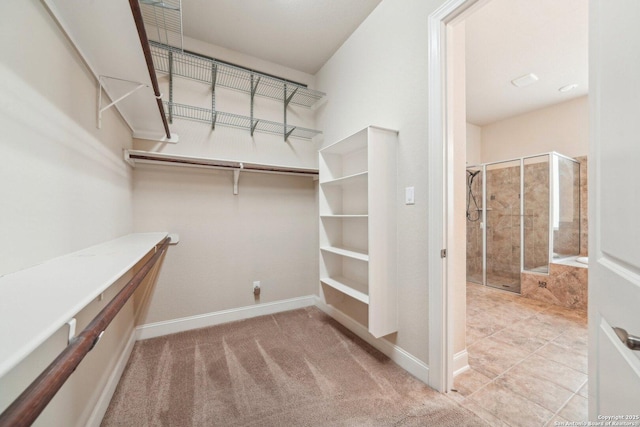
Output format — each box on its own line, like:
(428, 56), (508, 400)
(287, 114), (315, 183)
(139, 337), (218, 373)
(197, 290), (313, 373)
(165, 102), (322, 140)
(149, 42), (325, 140)
(139, 0), (183, 51)
(150, 42), (325, 108)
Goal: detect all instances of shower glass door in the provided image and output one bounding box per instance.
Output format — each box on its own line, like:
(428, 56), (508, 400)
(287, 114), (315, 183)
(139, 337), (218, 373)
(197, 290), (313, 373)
(523, 155), (550, 273)
(466, 166), (483, 284)
(485, 160), (521, 293)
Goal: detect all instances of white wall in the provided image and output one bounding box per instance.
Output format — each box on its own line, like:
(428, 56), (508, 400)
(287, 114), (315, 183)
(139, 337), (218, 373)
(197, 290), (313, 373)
(466, 123), (482, 165)
(0, 1), (137, 425)
(133, 165), (318, 324)
(315, 0), (446, 364)
(0, 4), (134, 276)
(131, 37), (320, 326)
(481, 96), (589, 163)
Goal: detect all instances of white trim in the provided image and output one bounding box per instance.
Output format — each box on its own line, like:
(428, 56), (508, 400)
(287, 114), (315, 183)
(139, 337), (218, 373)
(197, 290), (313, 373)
(135, 296), (316, 340)
(85, 330), (137, 427)
(314, 297), (429, 383)
(452, 349), (469, 377)
(427, 0), (480, 393)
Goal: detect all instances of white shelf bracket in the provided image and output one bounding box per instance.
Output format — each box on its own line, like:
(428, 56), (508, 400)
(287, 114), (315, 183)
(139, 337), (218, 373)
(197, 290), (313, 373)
(233, 163), (244, 195)
(66, 318), (77, 344)
(98, 76), (149, 129)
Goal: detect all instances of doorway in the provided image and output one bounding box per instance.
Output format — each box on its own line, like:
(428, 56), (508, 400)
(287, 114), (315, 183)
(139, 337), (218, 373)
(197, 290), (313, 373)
(427, 0), (589, 422)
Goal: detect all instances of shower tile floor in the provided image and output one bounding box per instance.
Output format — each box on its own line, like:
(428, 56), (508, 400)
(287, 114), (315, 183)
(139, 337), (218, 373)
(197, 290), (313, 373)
(450, 281), (588, 426)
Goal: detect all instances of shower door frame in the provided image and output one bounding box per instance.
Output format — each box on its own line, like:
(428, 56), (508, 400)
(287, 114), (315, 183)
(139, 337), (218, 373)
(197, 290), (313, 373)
(467, 151), (580, 291)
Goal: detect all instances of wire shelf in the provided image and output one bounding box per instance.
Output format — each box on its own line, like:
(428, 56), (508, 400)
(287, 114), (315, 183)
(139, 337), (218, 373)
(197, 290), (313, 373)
(151, 42), (325, 108)
(165, 102), (322, 140)
(140, 0), (183, 50)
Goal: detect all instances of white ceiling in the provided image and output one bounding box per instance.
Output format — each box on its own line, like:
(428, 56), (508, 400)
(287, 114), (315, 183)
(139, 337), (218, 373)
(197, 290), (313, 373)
(465, 0), (588, 126)
(178, 0), (587, 125)
(181, 0), (382, 75)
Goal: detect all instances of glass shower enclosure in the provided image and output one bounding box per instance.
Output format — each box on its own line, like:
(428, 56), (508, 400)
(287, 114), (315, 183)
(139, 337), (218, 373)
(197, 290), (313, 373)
(465, 152), (580, 293)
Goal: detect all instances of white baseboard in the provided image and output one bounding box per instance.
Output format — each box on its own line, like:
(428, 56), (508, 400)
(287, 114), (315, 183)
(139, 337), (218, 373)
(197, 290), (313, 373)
(453, 349), (469, 377)
(85, 330), (137, 427)
(135, 296), (316, 340)
(313, 297), (430, 384)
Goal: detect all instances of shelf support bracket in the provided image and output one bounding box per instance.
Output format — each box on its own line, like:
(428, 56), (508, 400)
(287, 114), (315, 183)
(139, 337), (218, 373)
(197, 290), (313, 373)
(251, 119), (260, 136)
(283, 84), (287, 141)
(285, 126), (296, 140)
(250, 74), (261, 136)
(211, 63), (217, 130)
(97, 76), (148, 129)
(233, 163), (244, 195)
(66, 318), (77, 344)
(168, 51), (174, 123)
(283, 85), (298, 141)
(285, 87), (298, 107)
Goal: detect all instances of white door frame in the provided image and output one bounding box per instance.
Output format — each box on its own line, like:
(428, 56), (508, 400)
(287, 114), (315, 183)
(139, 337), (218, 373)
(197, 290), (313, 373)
(427, 0), (481, 392)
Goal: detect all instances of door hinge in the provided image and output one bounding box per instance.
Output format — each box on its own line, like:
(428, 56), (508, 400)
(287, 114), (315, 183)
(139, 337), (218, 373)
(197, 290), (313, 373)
(440, 249), (447, 258)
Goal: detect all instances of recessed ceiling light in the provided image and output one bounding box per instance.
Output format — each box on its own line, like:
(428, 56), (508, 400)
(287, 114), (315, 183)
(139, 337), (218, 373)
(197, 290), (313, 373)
(511, 73), (539, 88)
(559, 83), (578, 93)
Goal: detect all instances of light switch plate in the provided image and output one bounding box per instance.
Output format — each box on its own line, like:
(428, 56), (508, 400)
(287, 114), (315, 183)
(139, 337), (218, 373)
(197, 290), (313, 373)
(405, 186), (415, 205)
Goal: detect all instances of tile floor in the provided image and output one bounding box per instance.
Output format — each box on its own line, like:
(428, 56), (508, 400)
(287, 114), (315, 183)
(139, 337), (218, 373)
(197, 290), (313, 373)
(450, 282), (588, 427)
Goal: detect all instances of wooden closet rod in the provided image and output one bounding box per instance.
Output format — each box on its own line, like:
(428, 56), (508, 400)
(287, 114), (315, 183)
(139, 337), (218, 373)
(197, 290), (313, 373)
(0, 237), (171, 427)
(128, 0), (172, 140)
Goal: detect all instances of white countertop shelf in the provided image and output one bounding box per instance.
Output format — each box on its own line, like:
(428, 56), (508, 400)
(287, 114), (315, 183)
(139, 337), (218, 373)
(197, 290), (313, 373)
(0, 232), (168, 378)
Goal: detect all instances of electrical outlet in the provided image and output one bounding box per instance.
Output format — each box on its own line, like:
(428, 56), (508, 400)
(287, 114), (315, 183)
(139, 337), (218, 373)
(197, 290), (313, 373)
(253, 281), (260, 289)
(253, 281), (261, 296)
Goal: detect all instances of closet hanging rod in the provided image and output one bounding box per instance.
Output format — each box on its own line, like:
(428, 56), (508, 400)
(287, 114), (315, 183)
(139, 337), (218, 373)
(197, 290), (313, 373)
(129, 0), (172, 140)
(124, 150), (318, 177)
(0, 237), (171, 427)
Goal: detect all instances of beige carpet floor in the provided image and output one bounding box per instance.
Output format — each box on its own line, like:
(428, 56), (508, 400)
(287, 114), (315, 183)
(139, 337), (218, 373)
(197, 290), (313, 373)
(102, 307), (486, 426)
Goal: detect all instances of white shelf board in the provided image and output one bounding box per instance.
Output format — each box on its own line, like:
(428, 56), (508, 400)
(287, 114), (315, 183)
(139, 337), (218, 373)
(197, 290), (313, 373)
(320, 246), (369, 262)
(0, 232), (168, 378)
(320, 128), (368, 155)
(320, 277), (369, 304)
(42, 0), (168, 140)
(320, 215), (368, 218)
(320, 171), (368, 187)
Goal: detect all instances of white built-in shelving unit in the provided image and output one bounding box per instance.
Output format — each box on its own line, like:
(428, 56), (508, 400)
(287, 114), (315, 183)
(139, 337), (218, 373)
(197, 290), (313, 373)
(319, 126), (398, 338)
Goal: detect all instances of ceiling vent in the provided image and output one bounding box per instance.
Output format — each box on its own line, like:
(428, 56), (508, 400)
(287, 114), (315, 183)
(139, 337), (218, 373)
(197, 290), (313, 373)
(511, 73), (539, 88)
(559, 83), (578, 93)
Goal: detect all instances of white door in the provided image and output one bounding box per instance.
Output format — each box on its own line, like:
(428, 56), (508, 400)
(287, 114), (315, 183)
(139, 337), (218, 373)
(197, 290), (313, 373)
(589, 0), (640, 417)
